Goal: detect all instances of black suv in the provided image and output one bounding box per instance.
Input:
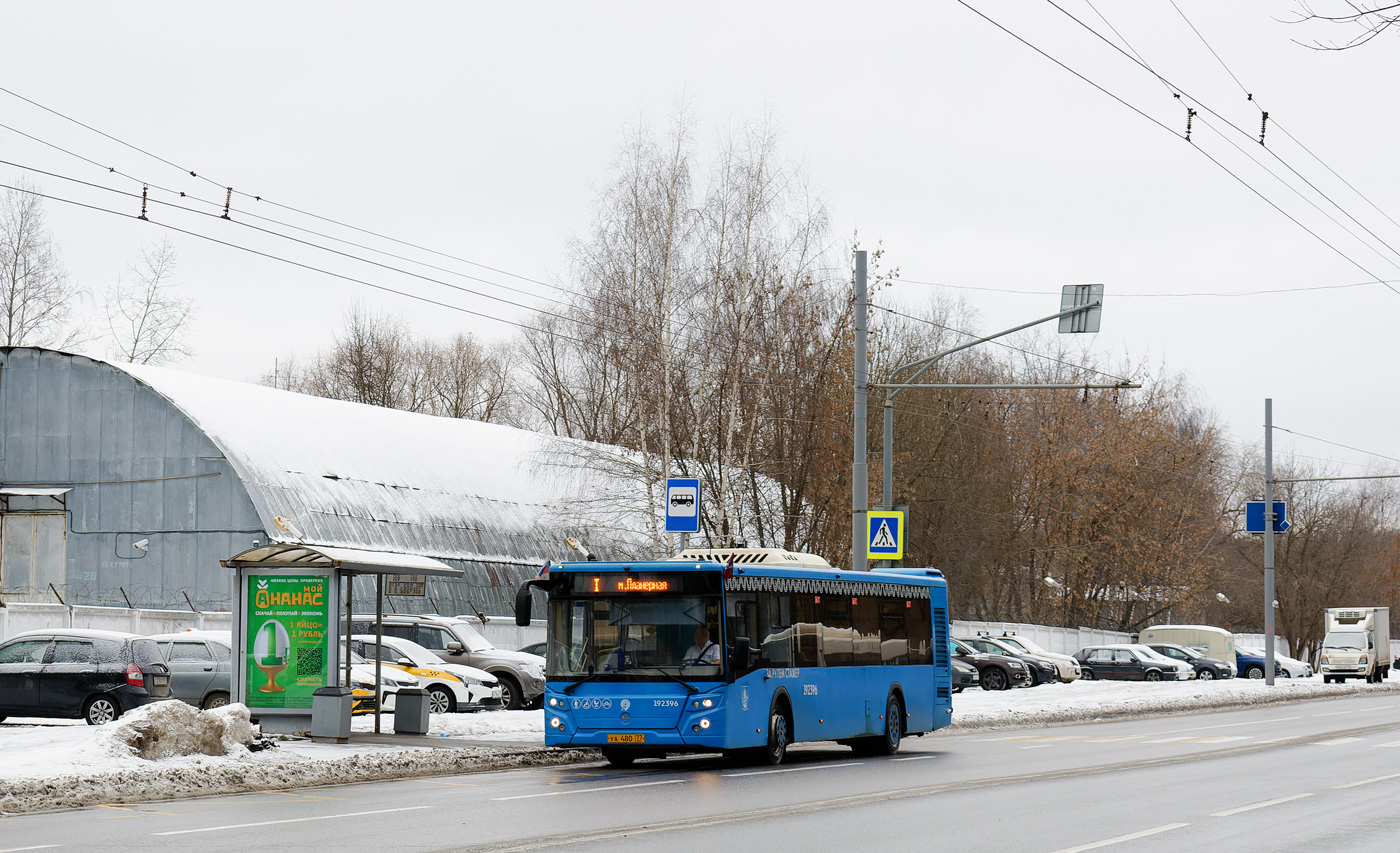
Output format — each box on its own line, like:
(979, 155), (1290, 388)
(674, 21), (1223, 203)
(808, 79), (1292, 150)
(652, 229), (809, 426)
(0, 629), (171, 725)
(950, 638), (1030, 691)
(1142, 642), (1235, 680)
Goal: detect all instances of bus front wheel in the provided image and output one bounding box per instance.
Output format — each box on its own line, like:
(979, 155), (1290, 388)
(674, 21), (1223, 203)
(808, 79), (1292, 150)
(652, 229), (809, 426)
(761, 708), (790, 766)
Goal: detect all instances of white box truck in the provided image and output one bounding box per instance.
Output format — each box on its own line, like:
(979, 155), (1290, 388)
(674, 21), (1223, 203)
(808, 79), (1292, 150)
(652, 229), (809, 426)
(1320, 607), (1391, 684)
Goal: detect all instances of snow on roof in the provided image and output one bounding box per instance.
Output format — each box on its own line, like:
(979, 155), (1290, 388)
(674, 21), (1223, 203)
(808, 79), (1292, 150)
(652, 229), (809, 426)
(109, 359), (647, 567)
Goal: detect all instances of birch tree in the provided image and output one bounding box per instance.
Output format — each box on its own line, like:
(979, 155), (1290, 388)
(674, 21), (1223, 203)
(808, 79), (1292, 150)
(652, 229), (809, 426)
(106, 238), (197, 364)
(0, 179), (78, 347)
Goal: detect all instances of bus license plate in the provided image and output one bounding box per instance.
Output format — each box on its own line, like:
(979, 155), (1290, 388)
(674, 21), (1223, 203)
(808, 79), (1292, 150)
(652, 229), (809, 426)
(606, 734), (645, 744)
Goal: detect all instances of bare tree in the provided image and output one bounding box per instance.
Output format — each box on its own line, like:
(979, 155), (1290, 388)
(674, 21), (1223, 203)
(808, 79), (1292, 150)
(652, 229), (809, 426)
(105, 238), (197, 364)
(0, 178), (79, 347)
(1292, 3), (1400, 49)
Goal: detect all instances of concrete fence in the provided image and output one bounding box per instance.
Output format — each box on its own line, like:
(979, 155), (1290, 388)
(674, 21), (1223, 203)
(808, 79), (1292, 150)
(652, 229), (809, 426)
(0, 602), (232, 642)
(952, 620), (1131, 656)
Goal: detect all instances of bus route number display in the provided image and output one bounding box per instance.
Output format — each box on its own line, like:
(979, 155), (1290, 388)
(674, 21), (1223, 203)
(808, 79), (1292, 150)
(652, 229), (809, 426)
(572, 574), (677, 595)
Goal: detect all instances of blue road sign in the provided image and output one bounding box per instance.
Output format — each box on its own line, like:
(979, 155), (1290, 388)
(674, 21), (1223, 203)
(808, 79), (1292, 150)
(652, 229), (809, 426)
(867, 510), (905, 560)
(665, 478), (701, 533)
(1245, 501), (1290, 534)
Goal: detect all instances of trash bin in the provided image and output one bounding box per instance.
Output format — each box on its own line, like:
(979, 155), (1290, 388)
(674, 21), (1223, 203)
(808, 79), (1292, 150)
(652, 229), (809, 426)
(311, 685), (354, 742)
(394, 687), (430, 735)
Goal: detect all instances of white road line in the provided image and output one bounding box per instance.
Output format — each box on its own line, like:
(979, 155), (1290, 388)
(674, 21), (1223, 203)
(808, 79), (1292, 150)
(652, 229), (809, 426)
(493, 779), (686, 800)
(1141, 716), (1298, 737)
(1312, 737), (1364, 746)
(1314, 711), (1355, 717)
(891, 755), (934, 761)
(1335, 772), (1400, 789)
(1380, 740), (1400, 747)
(1212, 793), (1313, 817)
(0, 846), (61, 852)
(1020, 744), (1055, 749)
(1049, 822), (1190, 853)
(722, 762), (862, 778)
(152, 806), (431, 836)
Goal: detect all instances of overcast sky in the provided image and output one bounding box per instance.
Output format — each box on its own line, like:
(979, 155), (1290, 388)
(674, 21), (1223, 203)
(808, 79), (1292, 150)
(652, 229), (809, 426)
(3, 1), (1398, 480)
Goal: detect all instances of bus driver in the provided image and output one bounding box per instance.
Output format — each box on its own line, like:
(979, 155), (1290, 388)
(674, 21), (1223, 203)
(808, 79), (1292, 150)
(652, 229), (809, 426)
(683, 625), (721, 665)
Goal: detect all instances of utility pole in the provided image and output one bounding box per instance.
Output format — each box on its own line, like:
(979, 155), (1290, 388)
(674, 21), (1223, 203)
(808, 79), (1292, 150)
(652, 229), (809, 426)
(852, 250), (868, 572)
(1264, 398), (1276, 687)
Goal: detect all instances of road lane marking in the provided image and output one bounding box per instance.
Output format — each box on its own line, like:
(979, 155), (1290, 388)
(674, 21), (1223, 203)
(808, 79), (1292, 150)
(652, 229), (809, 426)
(0, 846), (60, 852)
(151, 806), (431, 835)
(1311, 737), (1363, 745)
(493, 780), (685, 800)
(1380, 740), (1400, 747)
(1314, 711), (1354, 717)
(891, 755), (934, 761)
(1335, 772), (1400, 789)
(1141, 716), (1298, 737)
(723, 762), (861, 778)
(1049, 822), (1190, 852)
(1212, 793), (1313, 816)
(1020, 745), (1055, 749)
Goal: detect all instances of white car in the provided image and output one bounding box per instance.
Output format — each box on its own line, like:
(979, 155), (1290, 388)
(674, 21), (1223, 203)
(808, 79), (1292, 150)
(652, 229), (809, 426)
(1237, 645), (1313, 678)
(352, 634), (503, 713)
(995, 634), (1082, 682)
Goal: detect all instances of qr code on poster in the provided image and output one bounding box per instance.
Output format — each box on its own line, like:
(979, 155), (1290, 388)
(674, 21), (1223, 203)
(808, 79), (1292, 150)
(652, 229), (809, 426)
(297, 651), (324, 679)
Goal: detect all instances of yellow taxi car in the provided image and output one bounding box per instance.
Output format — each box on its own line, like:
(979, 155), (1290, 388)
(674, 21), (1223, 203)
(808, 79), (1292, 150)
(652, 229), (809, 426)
(351, 635), (502, 713)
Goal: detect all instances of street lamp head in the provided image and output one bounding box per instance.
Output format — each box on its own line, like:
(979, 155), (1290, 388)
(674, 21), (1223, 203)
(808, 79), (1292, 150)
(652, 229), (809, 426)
(1215, 592), (1230, 604)
(1044, 576), (1063, 590)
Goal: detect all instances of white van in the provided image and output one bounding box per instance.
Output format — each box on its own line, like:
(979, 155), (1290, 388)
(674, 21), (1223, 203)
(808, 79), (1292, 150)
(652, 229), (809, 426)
(1139, 625), (1235, 672)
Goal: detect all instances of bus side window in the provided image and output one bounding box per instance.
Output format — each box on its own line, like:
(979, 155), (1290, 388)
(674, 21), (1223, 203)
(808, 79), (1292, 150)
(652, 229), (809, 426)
(879, 600), (909, 665)
(853, 597), (881, 666)
(906, 599), (933, 665)
(759, 592), (793, 666)
(794, 595), (822, 667)
(821, 597), (853, 666)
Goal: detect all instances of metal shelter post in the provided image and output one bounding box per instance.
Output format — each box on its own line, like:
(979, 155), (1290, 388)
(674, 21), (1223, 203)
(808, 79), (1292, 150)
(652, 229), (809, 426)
(375, 573), (384, 733)
(852, 250), (868, 572)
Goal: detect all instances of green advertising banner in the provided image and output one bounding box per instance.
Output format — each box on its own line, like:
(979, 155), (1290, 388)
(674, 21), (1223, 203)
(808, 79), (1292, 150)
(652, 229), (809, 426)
(244, 574), (330, 709)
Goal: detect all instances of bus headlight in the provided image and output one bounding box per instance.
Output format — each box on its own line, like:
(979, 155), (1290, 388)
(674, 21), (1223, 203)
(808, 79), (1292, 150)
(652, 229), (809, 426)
(550, 717), (564, 730)
(699, 717), (711, 729)
(702, 698), (714, 709)
(549, 697), (560, 707)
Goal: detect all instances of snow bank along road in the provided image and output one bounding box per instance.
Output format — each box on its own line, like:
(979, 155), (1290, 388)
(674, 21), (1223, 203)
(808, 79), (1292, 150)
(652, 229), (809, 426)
(1, 676), (1397, 815)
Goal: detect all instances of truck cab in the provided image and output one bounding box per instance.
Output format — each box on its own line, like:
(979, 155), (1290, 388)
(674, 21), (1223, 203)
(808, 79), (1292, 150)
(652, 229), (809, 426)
(1321, 607), (1391, 684)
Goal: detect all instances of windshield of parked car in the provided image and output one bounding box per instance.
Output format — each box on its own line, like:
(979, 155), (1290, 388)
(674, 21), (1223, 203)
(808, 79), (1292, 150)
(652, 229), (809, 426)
(1322, 632), (1369, 651)
(370, 638), (443, 668)
(1004, 637), (1050, 655)
(1133, 646), (1179, 665)
(450, 621), (495, 652)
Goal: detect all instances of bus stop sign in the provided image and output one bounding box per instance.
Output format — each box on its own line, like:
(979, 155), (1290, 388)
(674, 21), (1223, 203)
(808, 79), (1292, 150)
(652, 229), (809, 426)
(665, 478), (701, 533)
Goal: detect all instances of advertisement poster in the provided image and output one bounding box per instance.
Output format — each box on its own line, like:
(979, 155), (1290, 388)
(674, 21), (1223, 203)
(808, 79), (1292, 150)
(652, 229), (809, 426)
(244, 574), (330, 709)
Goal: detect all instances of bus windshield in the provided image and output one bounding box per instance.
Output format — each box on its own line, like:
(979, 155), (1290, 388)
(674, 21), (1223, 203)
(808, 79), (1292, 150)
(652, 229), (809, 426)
(548, 593), (723, 681)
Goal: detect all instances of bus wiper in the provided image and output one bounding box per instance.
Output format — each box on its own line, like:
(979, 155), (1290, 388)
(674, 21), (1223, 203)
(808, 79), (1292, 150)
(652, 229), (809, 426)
(562, 671), (604, 695)
(631, 667), (699, 695)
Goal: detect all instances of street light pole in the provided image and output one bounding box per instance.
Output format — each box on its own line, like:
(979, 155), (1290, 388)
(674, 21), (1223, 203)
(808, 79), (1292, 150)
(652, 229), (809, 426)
(852, 251), (868, 572)
(1264, 398), (1276, 686)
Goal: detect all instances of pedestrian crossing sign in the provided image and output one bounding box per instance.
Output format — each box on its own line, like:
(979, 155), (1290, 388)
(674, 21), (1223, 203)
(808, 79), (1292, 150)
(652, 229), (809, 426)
(866, 510), (904, 560)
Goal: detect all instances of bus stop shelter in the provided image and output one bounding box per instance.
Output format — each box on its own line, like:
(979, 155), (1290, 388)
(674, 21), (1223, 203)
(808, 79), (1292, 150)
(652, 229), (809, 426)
(221, 543), (462, 734)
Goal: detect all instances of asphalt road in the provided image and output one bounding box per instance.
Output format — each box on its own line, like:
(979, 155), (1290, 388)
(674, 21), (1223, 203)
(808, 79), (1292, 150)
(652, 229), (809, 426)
(4, 693), (1399, 853)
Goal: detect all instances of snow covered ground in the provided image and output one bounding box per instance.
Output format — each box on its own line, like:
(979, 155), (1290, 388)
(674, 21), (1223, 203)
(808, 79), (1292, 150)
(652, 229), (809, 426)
(2, 677), (1396, 814)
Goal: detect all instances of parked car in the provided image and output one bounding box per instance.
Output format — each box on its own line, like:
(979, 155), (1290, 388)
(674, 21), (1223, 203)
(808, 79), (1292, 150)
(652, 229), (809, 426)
(0, 629), (171, 725)
(950, 638), (1030, 691)
(1138, 625), (1236, 666)
(518, 641), (547, 658)
(148, 631), (234, 709)
(351, 613), (545, 709)
(952, 658), (980, 693)
(350, 634), (503, 713)
(958, 636), (1060, 686)
(1235, 647), (1283, 680)
(1236, 645), (1312, 679)
(1132, 645), (1196, 680)
(1074, 644), (1192, 681)
(993, 633), (1082, 682)
(1142, 642), (1235, 680)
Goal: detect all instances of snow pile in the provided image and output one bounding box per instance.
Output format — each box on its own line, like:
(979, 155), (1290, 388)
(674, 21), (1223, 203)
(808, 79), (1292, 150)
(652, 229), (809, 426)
(349, 709), (544, 740)
(95, 700), (259, 760)
(947, 675), (1400, 730)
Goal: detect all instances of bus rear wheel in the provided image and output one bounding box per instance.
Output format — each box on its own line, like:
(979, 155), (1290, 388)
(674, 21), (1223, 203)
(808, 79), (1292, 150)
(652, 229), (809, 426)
(853, 696), (904, 756)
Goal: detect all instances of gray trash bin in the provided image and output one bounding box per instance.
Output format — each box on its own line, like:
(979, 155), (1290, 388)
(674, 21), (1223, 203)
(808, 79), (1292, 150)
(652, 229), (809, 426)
(394, 686), (431, 735)
(311, 685), (354, 742)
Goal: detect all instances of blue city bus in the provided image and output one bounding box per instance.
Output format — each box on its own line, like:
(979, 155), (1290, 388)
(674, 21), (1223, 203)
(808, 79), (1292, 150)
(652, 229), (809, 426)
(514, 548), (952, 767)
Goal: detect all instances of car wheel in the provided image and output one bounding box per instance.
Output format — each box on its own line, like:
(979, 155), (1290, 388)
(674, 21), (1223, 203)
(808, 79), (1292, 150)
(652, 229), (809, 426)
(877, 695), (903, 756)
(761, 706), (790, 766)
(1196, 669), (1215, 681)
(1145, 670), (1162, 682)
(428, 686), (456, 714)
(1245, 665), (1264, 679)
(1027, 668), (1041, 687)
(201, 692), (231, 710)
(83, 695), (120, 726)
(980, 667), (1008, 691)
(1081, 668), (1094, 680)
(497, 675), (525, 710)
(601, 748), (636, 768)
